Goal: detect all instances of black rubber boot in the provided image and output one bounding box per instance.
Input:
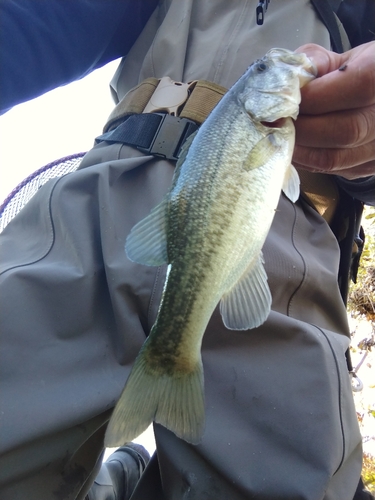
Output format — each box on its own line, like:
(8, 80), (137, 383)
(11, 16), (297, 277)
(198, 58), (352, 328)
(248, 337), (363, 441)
(86, 443), (150, 500)
(353, 478), (375, 500)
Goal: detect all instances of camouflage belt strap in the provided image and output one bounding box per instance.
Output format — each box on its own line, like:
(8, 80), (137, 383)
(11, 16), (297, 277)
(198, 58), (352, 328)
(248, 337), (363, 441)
(103, 77), (227, 133)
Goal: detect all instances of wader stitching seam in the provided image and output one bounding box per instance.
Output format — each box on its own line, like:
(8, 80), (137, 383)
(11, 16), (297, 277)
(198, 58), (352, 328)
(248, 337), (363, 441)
(0, 177), (61, 276)
(312, 324), (346, 474)
(287, 201), (307, 318)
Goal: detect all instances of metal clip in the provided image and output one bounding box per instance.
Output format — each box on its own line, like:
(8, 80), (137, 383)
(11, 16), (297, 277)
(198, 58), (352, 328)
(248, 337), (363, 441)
(350, 372), (364, 392)
(143, 77), (196, 116)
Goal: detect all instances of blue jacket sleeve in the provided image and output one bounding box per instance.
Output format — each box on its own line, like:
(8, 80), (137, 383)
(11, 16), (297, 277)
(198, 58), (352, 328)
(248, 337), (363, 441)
(0, 0), (158, 114)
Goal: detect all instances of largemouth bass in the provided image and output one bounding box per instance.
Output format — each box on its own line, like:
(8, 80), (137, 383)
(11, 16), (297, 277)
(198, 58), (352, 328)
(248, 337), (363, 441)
(105, 48), (317, 446)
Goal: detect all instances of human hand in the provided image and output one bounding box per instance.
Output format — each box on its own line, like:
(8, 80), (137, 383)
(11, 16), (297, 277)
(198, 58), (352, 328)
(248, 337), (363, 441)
(293, 42), (375, 180)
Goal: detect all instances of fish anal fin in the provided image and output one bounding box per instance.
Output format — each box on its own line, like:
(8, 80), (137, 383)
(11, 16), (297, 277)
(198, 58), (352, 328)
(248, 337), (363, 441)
(282, 163), (300, 202)
(125, 198), (169, 266)
(104, 351), (205, 447)
(220, 253), (272, 330)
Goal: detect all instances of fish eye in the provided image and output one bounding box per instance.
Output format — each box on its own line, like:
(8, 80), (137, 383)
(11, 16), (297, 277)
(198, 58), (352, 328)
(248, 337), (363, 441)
(256, 62), (268, 72)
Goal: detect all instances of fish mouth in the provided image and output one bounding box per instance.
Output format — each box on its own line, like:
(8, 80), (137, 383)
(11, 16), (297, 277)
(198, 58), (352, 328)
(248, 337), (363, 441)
(298, 65), (317, 86)
(266, 48), (317, 82)
(261, 117), (287, 128)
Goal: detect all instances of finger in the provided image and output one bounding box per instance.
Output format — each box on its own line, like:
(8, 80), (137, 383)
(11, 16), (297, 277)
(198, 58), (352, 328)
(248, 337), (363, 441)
(295, 105), (375, 148)
(295, 43), (375, 114)
(293, 141), (375, 176)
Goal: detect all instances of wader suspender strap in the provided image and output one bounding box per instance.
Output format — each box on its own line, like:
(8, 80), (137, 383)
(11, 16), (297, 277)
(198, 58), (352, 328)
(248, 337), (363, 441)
(334, 195), (364, 374)
(312, 0), (366, 376)
(310, 0), (344, 53)
(310, 2), (372, 383)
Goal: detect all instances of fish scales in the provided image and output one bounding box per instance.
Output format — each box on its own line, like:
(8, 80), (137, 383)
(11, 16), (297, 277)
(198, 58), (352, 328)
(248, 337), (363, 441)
(167, 102), (282, 297)
(105, 48), (317, 446)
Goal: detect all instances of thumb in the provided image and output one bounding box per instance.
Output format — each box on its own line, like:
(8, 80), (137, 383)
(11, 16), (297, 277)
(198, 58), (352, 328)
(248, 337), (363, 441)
(295, 43), (345, 77)
(294, 44), (353, 114)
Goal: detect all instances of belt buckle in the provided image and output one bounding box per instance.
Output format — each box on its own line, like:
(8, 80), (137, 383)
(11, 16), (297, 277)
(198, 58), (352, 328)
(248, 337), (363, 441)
(138, 113), (198, 161)
(141, 76), (199, 160)
(143, 76), (196, 116)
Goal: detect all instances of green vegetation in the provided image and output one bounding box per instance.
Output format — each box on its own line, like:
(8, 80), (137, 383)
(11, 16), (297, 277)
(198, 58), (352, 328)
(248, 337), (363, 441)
(348, 206), (375, 493)
(349, 206), (375, 320)
(362, 453), (375, 494)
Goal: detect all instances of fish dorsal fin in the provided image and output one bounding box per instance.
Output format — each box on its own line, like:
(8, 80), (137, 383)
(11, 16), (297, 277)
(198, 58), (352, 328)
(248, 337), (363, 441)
(219, 253), (272, 330)
(125, 197), (169, 266)
(282, 163), (300, 202)
(244, 133), (281, 171)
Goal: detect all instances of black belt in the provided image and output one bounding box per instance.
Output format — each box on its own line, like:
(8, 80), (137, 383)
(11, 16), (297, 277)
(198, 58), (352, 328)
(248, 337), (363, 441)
(96, 113), (199, 161)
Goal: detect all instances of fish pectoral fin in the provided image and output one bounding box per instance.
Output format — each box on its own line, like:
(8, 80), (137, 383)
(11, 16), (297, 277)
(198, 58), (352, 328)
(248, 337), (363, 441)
(282, 163), (300, 202)
(220, 253), (272, 330)
(104, 348), (205, 447)
(244, 133), (281, 171)
(125, 197), (169, 266)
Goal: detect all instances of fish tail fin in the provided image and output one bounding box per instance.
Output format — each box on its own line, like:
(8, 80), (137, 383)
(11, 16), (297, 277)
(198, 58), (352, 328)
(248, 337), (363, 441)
(104, 352), (205, 446)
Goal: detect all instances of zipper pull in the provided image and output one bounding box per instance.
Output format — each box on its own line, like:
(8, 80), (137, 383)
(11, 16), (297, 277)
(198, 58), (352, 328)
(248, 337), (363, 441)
(256, 0), (271, 25)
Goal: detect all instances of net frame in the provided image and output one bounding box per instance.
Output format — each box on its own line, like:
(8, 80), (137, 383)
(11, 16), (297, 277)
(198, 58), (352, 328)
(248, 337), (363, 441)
(0, 152), (86, 233)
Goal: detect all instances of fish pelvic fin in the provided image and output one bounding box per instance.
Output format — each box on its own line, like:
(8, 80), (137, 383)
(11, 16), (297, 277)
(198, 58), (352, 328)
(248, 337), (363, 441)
(125, 197), (169, 266)
(220, 252), (272, 330)
(282, 163), (300, 202)
(105, 351), (205, 447)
